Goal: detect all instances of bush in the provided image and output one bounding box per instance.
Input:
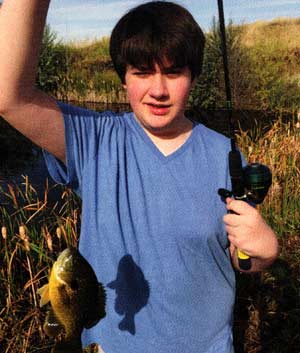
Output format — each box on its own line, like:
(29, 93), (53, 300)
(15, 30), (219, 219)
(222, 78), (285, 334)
(189, 18), (258, 111)
(36, 25), (69, 97)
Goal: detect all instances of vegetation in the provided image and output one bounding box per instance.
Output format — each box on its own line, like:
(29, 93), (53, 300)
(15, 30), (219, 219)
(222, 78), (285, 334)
(33, 17), (300, 111)
(189, 17), (300, 111)
(36, 29), (126, 103)
(234, 115), (300, 353)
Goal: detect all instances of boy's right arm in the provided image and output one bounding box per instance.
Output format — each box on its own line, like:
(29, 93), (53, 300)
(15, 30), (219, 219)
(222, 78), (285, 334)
(0, 0), (65, 162)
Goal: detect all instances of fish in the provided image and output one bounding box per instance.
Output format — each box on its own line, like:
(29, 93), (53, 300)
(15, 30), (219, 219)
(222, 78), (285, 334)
(37, 247), (106, 353)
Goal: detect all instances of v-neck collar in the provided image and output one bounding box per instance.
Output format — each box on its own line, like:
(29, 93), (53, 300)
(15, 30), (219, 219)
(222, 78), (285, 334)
(127, 112), (198, 163)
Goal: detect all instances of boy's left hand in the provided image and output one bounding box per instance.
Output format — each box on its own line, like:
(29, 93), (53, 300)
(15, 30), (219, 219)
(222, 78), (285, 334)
(223, 197), (279, 262)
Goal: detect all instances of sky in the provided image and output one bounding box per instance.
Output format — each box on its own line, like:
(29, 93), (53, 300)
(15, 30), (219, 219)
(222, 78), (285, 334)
(44, 0), (300, 42)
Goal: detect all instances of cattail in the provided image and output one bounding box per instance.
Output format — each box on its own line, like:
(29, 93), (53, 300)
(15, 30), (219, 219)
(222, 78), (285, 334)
(24, 238), (31, 252)
(44, 227), (53, 252)
(46, 229), (53, 252)
(19, 225), (30, 251)
(19, 225), (27, 241)
(46, 234), (53, 252)
(1, 226), (7, 240)
(56, 227), (62, 240)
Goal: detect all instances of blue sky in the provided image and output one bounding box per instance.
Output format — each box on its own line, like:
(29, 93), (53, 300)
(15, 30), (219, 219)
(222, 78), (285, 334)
(46, 0), (300, 42)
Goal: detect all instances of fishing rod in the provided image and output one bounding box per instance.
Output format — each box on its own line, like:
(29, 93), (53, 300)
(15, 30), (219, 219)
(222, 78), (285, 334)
(216, 0), (272, 271)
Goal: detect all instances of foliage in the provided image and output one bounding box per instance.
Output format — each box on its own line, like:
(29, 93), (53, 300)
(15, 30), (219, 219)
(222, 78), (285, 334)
(189, 17), (223, 109)
(36, 25), (69, 97)
(189, 18), (300, 112)
(189, 18), (260, 110)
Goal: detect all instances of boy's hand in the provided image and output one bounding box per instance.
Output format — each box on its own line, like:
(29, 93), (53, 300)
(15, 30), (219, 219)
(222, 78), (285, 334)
(223, 198), (278, 263)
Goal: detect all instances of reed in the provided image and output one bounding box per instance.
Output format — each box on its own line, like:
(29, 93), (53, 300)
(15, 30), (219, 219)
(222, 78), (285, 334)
(237, 112), (300, 236)
(233, 112), (300, 353)
(0, 178), (84, 352)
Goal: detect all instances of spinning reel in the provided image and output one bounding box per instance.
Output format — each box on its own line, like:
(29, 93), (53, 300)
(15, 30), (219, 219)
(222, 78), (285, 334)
(218, 153), (272, 206)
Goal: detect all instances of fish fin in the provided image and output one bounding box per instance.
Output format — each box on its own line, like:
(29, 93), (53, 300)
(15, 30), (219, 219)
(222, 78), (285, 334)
(44, 308), (64, 338)
(37, 283), (50, 307)
(84, 282), (106, 329)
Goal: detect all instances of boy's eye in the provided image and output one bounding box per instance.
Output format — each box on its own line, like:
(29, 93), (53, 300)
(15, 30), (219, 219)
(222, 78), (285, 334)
(133, 70), (152, 77)
(164, 68), (183, 77)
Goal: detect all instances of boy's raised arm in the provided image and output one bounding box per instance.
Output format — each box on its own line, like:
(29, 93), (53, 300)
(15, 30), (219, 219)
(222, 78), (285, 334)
(0, 0), (65, 162)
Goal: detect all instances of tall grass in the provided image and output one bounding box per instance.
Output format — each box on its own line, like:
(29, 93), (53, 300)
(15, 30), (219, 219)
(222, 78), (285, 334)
(0, 178), (86, 352)
(237, 113), (300, 236)
(0, 117), (299, 352)
(234, 113), (300, 353)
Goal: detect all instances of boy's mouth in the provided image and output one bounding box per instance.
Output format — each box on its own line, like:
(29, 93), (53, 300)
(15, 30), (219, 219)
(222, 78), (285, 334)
(146, 103), (171, 115)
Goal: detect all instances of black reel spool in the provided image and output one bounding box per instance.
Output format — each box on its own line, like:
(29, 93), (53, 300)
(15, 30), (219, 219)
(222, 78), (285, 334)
(243, 163), (272, 204)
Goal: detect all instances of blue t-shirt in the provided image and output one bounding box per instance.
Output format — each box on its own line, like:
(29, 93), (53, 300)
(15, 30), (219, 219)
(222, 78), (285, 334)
(44, 102), (236, 353)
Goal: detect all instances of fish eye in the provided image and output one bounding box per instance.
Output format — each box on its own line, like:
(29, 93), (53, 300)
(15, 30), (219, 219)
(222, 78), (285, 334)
(70, 279), (79, 291)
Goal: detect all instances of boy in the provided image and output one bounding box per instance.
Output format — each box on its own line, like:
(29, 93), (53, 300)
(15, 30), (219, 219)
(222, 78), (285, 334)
(0, 1), (278, 352)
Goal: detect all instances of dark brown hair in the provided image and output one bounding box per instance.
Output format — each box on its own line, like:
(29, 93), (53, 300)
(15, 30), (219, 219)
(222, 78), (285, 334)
(109, 1), (205, 83)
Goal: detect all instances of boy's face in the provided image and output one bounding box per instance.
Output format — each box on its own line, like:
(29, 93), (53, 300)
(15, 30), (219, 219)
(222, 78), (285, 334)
(123, 62), (195, 137)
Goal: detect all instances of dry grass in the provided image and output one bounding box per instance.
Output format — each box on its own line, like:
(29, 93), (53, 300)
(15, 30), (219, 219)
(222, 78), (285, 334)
(233, 113), (300, 353)
(237, 113), (300, 235)
(241, 17), (300, 49)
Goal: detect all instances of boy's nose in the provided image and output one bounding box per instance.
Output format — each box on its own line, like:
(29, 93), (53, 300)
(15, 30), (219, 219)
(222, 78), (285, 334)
(148, 74), (168, 99)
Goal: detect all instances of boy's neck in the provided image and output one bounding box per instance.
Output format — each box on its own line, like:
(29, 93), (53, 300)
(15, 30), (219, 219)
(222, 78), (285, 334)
(143, 119), (193, 156)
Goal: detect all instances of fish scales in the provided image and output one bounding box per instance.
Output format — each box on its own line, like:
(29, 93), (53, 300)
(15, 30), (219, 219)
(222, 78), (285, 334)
(38, 247), (106, 353)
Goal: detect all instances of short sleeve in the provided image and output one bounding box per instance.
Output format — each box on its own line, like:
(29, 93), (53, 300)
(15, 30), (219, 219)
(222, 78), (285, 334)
(43, 101), (118, 193)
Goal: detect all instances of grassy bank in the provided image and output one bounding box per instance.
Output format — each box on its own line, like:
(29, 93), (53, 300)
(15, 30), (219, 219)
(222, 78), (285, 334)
(0, 116), (299, 352)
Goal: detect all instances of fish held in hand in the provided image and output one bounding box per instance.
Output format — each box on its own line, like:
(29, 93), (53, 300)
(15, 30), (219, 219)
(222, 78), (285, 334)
(37, 247), (106, 353)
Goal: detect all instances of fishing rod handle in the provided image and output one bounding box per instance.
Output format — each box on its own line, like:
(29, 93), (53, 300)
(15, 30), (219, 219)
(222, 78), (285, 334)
(237, 249), (251, 271)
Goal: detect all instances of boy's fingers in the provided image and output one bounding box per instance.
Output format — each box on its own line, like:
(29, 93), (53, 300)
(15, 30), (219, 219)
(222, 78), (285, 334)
(223, 213), (239, 226)
(225, 198), (254, 215)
